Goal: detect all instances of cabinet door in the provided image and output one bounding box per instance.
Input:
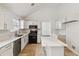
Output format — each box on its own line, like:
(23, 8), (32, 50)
(21, 37), (26, 50)
(21, 35), (28, 51)
(20, 20), (24, 29)
(24, 35), (28, 47)
(25, 35), (28, 45)
(21, 37), (25, 50)
(32, 21), (41, 29)
(24, 21), (33, 29)
(4, 12), (13, 30)
(0, 13), (4, 30)
(37, 30), (41, 43)
(1, 48), (13, 56)
(0, 43), (13, 56)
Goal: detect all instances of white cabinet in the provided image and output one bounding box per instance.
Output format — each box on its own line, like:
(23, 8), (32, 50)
(25, 35), (28, 45)
(10, 19), (20, 32)
(0, 13), (5, 30)
(21, 37), (25, 50)
(37, 30), (41, 43)
(0, 7), (19, 31)
(0, 43), (13, 56)
(0, 10), (16, 31)
(65, 19), (79, 53)
(4, 12), (12, 30)
(24, 21), (41, 29)
(20, 20), (24, 29)
(56, 21), (62, 29)
(24, 21), (33, 29)
(0, 9), (11, 30)
(32, 21), (41, 29)
(0, 48), (13, 56)
(41, 38), (64, 56)
(41, 22), (51, 35)
(21, 35), (28, 51)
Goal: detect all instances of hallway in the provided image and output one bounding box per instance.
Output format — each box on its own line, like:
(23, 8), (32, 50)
(19, 44), (76, 56)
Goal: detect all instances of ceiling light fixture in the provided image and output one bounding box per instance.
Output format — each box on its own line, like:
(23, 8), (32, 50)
(31, 3), (35, 6)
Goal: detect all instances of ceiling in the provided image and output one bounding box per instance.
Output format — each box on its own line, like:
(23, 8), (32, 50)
(2, 3), (62, 17)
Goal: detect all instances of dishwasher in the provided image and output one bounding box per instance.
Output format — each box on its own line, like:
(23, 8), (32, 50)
(13, 38), (21, 56)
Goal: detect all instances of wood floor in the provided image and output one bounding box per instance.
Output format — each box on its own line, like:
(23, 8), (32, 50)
(19, 44), (77, 56)
(64, 47), (77, 56)
(19, 44), (44, 56)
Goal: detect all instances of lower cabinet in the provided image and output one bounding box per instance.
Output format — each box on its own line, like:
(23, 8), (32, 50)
(21, 35), (28, 51)
(0, 43), (13, 56)
(37, 30), (41, 43)
(0, 35), (28, 56)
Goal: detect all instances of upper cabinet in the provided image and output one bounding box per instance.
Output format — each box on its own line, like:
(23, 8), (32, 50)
(24, 20), (40, 29)
(56, 21), (62, 29)
(0, 11), (18, 31)
(10, 19), (24, 32)
(24, 21), (33, 29)
(56, 17), (66, 30)
(11, 19), (19, 32)
(20, 20), (24, 29)
(0, 6), (20, 31)
(0, 13), (5, 30)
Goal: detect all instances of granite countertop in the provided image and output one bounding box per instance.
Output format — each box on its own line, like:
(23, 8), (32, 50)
(0, 30), (30, 48)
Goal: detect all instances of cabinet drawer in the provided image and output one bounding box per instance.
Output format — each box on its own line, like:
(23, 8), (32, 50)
(0, 43), (13, 54)
(0, 48), (13, 56)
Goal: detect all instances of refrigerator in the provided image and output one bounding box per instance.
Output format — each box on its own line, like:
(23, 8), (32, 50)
(41, 22), (51, 36)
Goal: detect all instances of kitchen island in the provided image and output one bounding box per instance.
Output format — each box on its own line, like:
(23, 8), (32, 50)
(41, 37), (64, 56)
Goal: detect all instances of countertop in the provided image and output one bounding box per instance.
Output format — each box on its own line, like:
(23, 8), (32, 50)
(0, 30), (30, 48)
(41, 35), (64, 47)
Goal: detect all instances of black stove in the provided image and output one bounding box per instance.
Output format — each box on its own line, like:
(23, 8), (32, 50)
(28, 25), (37, 44)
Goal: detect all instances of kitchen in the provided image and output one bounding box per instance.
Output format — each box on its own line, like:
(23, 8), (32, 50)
(0, 3), (79, 56)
